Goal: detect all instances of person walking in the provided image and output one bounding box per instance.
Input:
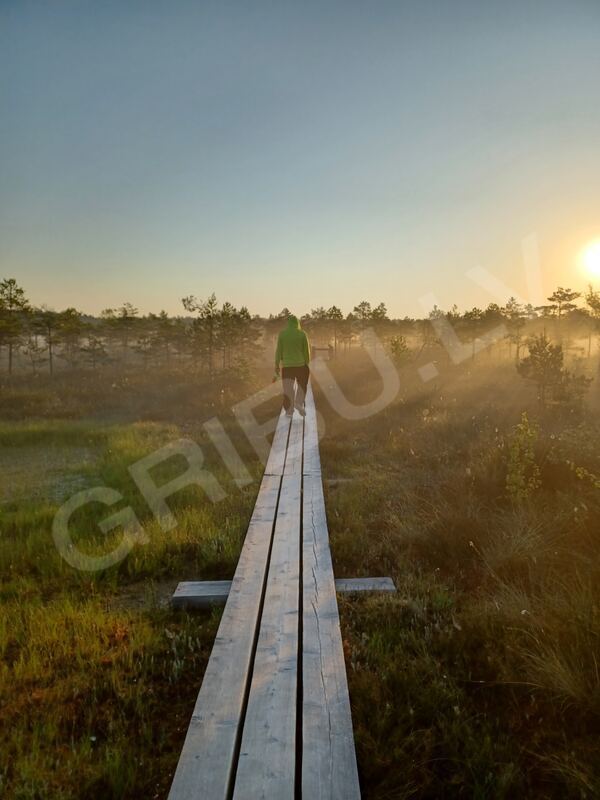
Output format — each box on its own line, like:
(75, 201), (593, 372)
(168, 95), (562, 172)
(274, 315), (310, 416)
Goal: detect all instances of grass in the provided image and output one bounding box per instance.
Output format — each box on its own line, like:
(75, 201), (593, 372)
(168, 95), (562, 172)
(2, 595), (221, 798)
(0, 419), (261, 594)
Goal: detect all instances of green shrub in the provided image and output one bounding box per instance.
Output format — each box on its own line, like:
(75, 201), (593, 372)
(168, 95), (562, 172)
(505, 412), (541, 503)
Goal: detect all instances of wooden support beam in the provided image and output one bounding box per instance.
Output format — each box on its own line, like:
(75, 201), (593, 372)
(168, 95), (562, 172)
(172, 576), (396, 609)
(334, 577), (396, 594)
(172, 580), (232, 608)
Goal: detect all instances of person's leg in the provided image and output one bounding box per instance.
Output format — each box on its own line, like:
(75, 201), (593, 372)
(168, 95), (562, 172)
(295, 365), (309, 411)
(281, 367), (294, 414)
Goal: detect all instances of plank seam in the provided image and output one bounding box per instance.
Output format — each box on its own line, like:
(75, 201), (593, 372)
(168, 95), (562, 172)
(295, 413), (305, 800)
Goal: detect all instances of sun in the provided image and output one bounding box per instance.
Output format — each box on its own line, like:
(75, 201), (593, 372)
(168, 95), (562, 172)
(582, 240), (600, 279)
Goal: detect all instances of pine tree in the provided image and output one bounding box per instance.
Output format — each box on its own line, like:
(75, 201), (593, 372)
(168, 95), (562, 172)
(80, 333), (110, 369)
(0, 278), (30, 374)
(183, 293), (220, 378)
(585, 286), (600, 362)
(56, 308), (84, 368)
(517, 334), (564, 407)
(547, 287), (581, 320)
(504, 297), (526, 362)
(101, 303), (139, 360)
(326, 306), (343, 355)
(32, 308), (61, 375)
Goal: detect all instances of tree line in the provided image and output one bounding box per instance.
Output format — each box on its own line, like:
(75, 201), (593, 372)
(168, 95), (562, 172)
(0, 281), (261, 378)
(1, 277), (599, 377)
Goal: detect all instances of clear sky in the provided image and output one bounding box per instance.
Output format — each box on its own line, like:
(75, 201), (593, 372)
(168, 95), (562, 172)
(1, 0), (599, 318)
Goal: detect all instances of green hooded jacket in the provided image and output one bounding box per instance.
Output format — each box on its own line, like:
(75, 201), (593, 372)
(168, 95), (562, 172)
(274, 316), (310, 370)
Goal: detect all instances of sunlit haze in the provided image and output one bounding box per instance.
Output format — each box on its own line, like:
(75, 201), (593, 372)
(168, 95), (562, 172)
(582, 240), (600, 280)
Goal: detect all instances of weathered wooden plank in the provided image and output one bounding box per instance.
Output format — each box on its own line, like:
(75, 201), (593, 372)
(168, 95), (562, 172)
(232, 468), (302, 800)
(302, 470), (361, 799)
(263, 409), (292, 476)
(333, 577), (396, 594)
(283, 410), (305, 475)
(172, 581), (231, 609)
(303, 382), (322, 475)
(167, 474), (281, 800)
(173, 576), (396, 609)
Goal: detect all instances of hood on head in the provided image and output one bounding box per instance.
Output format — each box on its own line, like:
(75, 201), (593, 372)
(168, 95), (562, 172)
(287, 315), (300, 329)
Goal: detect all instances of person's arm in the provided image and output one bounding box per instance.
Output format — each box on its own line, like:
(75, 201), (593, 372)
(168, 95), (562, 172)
(303, 331), (310, 365)
(274, 333), (282, 373)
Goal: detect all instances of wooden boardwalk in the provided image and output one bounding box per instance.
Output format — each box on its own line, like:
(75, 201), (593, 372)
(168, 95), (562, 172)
(168, 383), (361, 800)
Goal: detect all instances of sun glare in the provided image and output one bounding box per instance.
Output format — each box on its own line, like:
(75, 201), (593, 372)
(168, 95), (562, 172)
(582, 240), (600, 279)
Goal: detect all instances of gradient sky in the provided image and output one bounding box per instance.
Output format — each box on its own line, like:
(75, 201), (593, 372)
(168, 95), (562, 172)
(1, 0), (599, 318)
